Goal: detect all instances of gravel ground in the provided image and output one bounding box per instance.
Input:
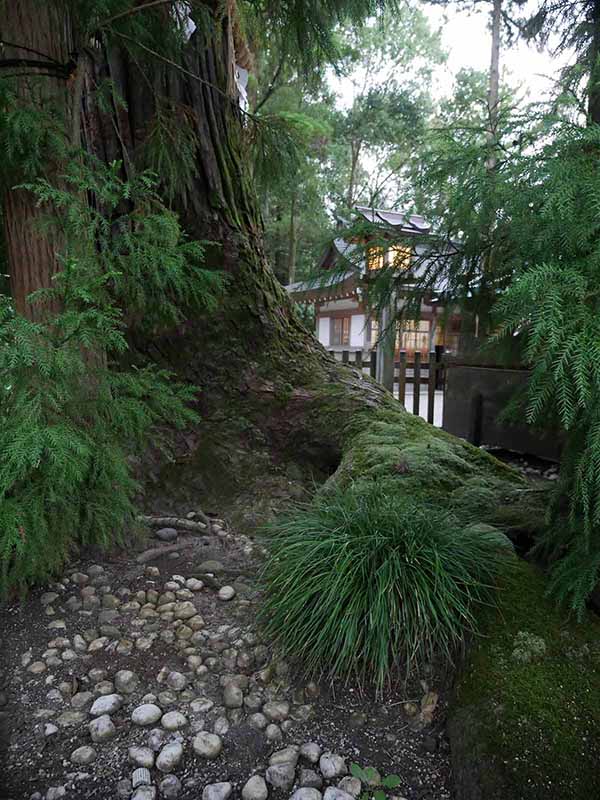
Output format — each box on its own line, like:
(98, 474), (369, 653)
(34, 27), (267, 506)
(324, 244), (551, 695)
(0, 515), (451, 800)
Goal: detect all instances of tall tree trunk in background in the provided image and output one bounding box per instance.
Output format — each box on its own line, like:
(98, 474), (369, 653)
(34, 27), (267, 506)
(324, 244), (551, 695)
(462, 0), (501, 351)
(589, 0), (600, 124)
(0, 0), (75, 319)
(287, 189), (298, 284)
(347, 140), (361, 210)
(486, 0), (502, 169)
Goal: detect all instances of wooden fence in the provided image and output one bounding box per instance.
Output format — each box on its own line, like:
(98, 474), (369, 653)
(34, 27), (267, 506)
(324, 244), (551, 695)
(328, 349), (445, 425)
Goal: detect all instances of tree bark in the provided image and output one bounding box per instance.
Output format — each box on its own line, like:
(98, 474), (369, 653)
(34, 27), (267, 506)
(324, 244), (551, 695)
(589, 0), (600, 124)
(347, 139), (361, 210)
(1, 0), (76, 319)
(486, 0), (501, 170)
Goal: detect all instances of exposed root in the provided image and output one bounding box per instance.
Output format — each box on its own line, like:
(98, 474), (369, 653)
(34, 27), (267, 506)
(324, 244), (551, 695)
(137, 514), (212, 534)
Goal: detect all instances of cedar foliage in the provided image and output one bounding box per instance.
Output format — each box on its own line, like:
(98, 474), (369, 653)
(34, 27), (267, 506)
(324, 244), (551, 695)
(0, 161), (223, 595)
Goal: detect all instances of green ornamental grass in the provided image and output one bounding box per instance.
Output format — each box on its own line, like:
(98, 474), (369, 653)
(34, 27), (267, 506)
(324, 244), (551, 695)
(260, 481), (514, 690)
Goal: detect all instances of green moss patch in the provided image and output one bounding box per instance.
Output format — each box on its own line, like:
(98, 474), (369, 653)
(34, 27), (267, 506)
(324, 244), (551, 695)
(331, 400), (524, 506)
(448, 560), (600, 800)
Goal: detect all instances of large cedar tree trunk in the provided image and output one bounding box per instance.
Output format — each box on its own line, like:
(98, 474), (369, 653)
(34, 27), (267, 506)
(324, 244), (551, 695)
(1, 1), (518, 519)
(1, 0), (76, 319)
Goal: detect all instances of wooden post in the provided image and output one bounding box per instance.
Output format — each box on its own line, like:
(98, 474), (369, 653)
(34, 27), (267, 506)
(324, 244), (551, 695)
(413, 352), (421, 416)
(355, 351), (363, 373)
(398, 351), (407, 406)
(469, 392), (484, 446)
(376, 303), (395, 392)
(370, 350), (377, 378)
(342, 350), (349, 364)
(427, 351), (436, 425)
(435, 345), (444, 389)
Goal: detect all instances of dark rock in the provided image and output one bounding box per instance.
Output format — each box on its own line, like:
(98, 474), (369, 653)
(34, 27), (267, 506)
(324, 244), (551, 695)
(156, 528), (178, 542)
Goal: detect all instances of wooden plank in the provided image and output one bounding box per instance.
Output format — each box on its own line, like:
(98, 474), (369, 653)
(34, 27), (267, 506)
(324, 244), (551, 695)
(413, 351), (421, 415)
(398, 351), (407, 405)
(427, 351), (436, 424)
(370, 350), (377, 378)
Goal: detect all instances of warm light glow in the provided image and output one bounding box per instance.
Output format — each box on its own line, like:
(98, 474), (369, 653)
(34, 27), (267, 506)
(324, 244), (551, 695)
(388, 245), (411, 270)
(367, 246), (385, 271)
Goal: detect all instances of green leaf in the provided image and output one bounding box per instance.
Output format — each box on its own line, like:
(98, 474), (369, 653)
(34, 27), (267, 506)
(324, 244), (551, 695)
(381, 775), (401, 788)
(363, 767), (380, 783)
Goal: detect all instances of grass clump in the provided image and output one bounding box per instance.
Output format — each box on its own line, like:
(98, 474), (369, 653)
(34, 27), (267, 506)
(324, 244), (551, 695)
(260, 481), (514, 690)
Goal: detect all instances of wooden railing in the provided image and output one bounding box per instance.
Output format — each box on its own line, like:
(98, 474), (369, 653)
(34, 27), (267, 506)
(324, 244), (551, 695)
(328, 349), (445, 425)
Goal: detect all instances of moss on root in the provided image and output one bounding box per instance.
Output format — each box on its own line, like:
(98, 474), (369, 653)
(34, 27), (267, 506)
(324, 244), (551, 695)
(328, 397), (527, 515)
(448, 560), (600, 800)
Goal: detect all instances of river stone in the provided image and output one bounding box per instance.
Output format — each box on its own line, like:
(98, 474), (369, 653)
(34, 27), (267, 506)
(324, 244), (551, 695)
(46, 788), (66, 800)
(248, 713), (268, 730)
(191, 697), (214, 714)
(263, 701), (289, 722)
(115, 670), (139, 694)
(41, 592), (59, 606)
(300, 743), (322, 764)
(156, 741), (184, 773)
(300, 770), (323, 789)
(218, 586), (235, 601)
(90, 693), (122, 716)
(132, 704), (163, 726)
(338, 778), (362, 798)
(213, 716), (230, 736)
(95, 680), (115, 696)
(71, 691), (94, 710)
(319, 754), (347, 779)
(265, 724), (282, 742)
(70, 745), (96, 765)
(89, 714), (116, 742)
(56, 710), (86, 728)
(292, 791), (322, 800)
(223, 684), (243, 708)
(148, 727), (168, 752)
(158, 690), (178, 707)
(129, 746), (155, 768)
(270, 746), (299, 767)
(197, 560), (224, 573)
(88, 637), (109, 653)
(241, 776), (268, 800)
(161, 710), (188, 731)
(174, 602), (196, 620)
(166, 671), (188, 691)
(202, 783), (232, 800)
(323, 790), (354, 800)
(156, 527), (178, 542)
(192, 732), (222, 759)
(186, 578), (204, 591)
(266, 763), (296, 791)
(160, 775), (182, 799)
(102, 593), (120, 609)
